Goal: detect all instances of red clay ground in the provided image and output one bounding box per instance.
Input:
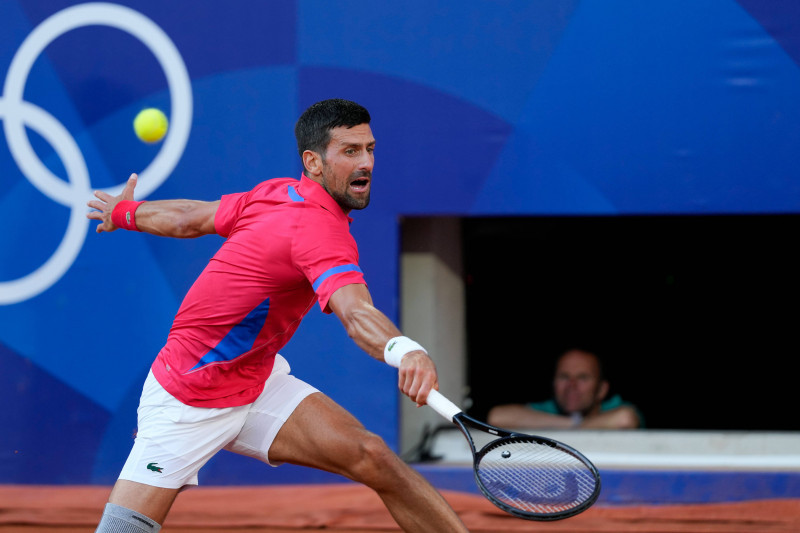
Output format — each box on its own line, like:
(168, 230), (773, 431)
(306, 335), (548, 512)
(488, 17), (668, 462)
(1, 484), (798, 532)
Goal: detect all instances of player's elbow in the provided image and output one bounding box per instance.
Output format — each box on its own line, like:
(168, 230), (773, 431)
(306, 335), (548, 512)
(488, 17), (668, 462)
(340, 304), (372, 342)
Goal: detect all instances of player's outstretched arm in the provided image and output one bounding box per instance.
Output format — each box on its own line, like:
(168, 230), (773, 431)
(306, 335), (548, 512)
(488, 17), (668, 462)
(87, 173), (220, 238)
(328, 283), (439, 406)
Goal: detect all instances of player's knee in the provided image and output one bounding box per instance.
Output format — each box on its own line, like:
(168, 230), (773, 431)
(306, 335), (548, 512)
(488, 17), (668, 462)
(96, 503), (161, 532)
(347, 431), (402, 488)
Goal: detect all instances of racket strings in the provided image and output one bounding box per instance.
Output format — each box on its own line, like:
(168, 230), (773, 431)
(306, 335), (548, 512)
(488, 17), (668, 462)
(476, 439), (598, 515)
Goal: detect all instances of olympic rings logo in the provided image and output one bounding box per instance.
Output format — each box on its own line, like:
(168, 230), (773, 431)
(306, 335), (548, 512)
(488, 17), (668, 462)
(0, 2), (192, 305)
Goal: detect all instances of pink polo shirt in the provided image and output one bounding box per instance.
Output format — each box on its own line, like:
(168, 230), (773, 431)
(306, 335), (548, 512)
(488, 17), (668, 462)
(151, 175), (366, 407)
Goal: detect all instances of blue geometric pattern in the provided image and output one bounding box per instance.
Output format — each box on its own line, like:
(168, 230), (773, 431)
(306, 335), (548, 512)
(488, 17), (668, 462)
(189, 297), (270, 372)
(1, 0), (799, 483)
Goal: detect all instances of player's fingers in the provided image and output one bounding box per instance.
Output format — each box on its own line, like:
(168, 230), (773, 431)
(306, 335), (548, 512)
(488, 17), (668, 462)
(397, 351), (438, 403)
(97, 222), (116, 234)
(122, 173), (138, 199)
(407, 370), (436, 405)
(416, 377), (439, 406)
(92, 190), (112, 203)
(398, 367), (422, 402)
(407, 378), (422, 404)
(86, 199), (106, 212)
(397, 367), (411, 396)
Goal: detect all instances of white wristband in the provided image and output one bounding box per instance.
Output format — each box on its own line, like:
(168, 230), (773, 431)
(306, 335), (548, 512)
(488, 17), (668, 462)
(384, 336), (427, 367)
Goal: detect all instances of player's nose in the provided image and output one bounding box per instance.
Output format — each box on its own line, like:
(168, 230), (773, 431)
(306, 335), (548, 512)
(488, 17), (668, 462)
(359, 150), (374, 171)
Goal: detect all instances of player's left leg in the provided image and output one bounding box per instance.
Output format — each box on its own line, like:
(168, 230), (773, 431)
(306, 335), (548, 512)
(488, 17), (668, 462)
(225, 357), (467, 533)
(98, 481), (178, 530)
(270, 393), (468, 533)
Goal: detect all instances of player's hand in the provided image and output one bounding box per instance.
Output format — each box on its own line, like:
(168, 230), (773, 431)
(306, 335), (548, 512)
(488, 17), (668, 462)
(87, 173), (138, 233)
(397, 350), (439, 407)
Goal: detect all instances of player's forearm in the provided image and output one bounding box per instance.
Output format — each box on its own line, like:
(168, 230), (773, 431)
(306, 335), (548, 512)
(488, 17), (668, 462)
(329, 284), (403, 361)
(342, 302), (402, 360)
(128, 200), (219, 238)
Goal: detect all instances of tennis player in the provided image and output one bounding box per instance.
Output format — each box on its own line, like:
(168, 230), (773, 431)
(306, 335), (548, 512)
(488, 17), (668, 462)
(86, 99), (469, 533)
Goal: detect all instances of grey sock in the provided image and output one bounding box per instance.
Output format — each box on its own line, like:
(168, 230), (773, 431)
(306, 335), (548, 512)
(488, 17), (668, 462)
(95, 503), (161, 533)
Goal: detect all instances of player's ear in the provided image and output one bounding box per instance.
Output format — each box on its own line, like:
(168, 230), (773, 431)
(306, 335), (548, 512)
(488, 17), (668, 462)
(302, 150), (323, 177)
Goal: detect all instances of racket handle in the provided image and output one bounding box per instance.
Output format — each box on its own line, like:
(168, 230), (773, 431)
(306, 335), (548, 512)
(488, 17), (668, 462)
(425, 389), (463, 421)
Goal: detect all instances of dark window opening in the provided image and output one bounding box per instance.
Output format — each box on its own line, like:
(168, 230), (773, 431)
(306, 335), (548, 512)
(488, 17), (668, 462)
(463, 215), (799, 431)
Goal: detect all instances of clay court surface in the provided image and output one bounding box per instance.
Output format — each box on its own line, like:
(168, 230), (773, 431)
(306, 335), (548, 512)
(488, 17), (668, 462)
(1, 484), (798, 532)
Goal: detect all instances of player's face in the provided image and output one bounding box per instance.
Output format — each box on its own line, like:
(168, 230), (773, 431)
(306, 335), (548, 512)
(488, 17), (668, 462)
(319, 124), (375, 213)
(552, 350), (607, 415)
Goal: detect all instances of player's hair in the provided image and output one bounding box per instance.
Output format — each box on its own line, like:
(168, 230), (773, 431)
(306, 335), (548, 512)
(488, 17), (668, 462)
(295, 99), (371, 167)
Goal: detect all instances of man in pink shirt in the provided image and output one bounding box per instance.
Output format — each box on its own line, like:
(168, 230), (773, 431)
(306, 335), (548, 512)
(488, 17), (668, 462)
(87, 99), (468, 533)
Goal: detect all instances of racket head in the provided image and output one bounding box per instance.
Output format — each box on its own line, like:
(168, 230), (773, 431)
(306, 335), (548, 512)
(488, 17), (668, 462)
(472, 433), (601, 521)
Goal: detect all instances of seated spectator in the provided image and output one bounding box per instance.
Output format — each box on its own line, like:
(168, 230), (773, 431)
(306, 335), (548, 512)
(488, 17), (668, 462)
(487, 348), (642, 429)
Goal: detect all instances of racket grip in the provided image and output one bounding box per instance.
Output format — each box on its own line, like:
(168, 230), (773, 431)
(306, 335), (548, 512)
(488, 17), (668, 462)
(425, 389), (462, 421)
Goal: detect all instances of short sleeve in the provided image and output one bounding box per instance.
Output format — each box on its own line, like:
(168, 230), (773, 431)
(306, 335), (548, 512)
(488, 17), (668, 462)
(292, 210), (366, 313)
(314, 268), (367, 313)
(214, 191), (249, 238)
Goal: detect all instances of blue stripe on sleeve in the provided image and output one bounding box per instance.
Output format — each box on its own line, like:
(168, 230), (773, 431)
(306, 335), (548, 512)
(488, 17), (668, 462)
(312, 264), (363, 291)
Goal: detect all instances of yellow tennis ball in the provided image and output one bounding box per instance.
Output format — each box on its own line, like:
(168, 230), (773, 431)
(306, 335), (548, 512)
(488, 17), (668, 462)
(133, 108), (168, 143)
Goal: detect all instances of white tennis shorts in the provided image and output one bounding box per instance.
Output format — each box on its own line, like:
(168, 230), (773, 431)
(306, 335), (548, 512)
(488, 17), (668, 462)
(118, 354), (318, 489)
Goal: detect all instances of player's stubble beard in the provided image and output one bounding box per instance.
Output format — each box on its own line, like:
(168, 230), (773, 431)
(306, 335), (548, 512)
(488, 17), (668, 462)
(321, 165), (371, 212)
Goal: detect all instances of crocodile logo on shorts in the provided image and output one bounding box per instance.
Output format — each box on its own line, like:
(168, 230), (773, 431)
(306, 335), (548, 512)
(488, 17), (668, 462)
(147, 462), (164, 473)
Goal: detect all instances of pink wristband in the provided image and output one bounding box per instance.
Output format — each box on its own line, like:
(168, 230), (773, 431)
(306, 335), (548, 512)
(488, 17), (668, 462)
(111, 200), (145, 231)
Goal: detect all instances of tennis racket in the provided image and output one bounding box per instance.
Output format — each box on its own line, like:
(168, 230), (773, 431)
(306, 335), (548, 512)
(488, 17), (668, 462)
(425, 389), (601, 521)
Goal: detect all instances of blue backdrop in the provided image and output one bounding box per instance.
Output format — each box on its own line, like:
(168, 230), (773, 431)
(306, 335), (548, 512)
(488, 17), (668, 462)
(1, 0), (799, 484)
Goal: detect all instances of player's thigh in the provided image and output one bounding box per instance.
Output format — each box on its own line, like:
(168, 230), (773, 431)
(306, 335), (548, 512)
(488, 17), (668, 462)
(222, 356), (394, 480)
(223, 360), (320, 466)
(267, 392), (391, 478)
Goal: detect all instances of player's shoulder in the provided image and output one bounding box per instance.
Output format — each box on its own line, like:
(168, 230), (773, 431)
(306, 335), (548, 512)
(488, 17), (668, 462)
(247, 177), (300, 196)
(229, 177), (305, 210)
(242, 177), (349, 230)
(219, 177), (301, 222)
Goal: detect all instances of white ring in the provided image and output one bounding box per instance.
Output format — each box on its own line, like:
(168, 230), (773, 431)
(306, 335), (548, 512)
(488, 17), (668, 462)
(3, 2), (192, 201)
(0, 2), (192, 305)
(0, 98), (90, 305)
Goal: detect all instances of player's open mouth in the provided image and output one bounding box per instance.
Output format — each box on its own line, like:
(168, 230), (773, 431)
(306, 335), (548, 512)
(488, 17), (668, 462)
(350, 178), (370, 192)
